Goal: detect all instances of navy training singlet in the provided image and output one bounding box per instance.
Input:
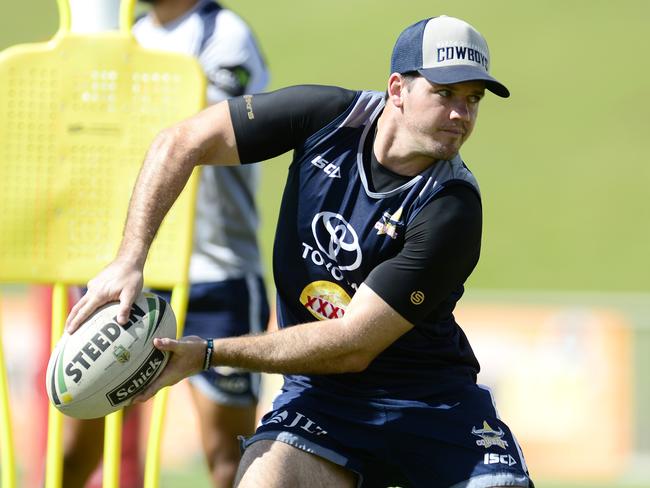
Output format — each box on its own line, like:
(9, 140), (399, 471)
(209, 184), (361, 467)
(272, 90), (483, 400)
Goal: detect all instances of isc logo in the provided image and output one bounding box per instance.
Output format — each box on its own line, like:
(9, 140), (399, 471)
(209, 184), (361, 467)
(311, 155), (341, 178)
(483, 453), (517, 467)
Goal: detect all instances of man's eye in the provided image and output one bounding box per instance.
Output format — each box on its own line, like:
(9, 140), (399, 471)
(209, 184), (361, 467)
(468, 95), (483, 104)
(436, 89), (451, 97)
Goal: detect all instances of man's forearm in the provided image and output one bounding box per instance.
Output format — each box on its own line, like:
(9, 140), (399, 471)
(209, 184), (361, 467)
(208, 284), (413, 375)
(117, 126), (199, 262)
(210, 319), (371, 375)
(117, 102), (240, 263)
(135, 285), (413, 401)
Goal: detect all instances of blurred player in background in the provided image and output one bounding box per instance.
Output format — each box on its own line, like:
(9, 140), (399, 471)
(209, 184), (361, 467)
(61, 1), (270, 487)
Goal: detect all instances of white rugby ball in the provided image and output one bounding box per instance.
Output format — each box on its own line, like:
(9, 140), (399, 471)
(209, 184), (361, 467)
(46, 291), (176, 419)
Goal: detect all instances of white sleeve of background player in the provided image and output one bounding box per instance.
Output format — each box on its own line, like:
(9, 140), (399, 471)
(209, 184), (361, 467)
(199, 9), (269, 105)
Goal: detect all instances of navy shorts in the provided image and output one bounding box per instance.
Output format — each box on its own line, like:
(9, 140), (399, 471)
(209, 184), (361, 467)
(243, 383), (534, 487)
(154, 275), (269, 407)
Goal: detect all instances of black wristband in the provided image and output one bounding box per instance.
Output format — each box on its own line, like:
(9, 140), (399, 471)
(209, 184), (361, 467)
(203, 338), (214, 371)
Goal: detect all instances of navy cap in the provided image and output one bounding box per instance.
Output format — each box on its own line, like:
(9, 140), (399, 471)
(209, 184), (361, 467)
(391, 16), (510, 98)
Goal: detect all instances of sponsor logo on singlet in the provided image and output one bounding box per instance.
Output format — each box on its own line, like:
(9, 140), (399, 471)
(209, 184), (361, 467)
(301, 212), (362, 289)
(311, 155), (341, 178)
(299, 281), (351, 321)
(311, 212), (361, 271)
(374, 206), (403, 239)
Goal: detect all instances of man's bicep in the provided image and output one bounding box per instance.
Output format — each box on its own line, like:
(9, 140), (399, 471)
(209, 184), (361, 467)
(228, 85), (358, 163)
(342, 284), (414, 366)
(183, 101), (241, 165)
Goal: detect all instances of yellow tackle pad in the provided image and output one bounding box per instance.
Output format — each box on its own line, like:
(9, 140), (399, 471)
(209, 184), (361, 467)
(0, 21), (205, 288)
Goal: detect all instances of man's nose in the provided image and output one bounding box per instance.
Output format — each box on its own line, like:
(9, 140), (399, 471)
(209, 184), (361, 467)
(449, 100), (471, 121)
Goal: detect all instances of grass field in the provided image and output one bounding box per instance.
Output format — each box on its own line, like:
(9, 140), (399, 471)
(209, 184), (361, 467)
(159, 459), (650, 488)
(2, 0), (649, 485)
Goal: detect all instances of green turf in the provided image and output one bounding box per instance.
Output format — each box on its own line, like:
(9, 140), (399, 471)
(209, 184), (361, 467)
(159, 458), (650, 488)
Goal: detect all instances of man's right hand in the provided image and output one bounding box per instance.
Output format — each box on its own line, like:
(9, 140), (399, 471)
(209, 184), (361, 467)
(65, 258), (144, 333)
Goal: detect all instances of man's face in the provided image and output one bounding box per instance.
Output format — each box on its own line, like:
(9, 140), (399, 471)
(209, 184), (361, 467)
(400, 77), (485, 161)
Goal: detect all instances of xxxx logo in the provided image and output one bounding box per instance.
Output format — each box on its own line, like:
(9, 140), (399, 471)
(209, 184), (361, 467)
(300, 281), (351, 321)
(304, 296), (345, 319)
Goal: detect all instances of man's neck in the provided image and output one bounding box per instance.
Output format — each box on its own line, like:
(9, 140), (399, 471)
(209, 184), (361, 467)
(373, 109), (440, 177)
(150, 0), (200, 25)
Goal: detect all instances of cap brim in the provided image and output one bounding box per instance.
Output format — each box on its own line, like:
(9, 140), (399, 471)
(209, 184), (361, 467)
(418, 66), (510, 98)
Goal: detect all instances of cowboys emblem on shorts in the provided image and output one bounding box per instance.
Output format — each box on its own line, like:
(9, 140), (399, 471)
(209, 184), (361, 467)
(472, 421), (509, 449)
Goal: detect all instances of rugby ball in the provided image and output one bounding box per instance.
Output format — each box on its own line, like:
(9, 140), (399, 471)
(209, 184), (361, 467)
(46, 291), (176, 419)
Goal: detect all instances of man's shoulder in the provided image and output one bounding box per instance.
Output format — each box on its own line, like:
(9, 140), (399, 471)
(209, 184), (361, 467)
(446, 156), (481, 196)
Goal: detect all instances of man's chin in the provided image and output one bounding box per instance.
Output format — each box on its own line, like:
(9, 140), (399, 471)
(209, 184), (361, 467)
(431, 146), (460, 162)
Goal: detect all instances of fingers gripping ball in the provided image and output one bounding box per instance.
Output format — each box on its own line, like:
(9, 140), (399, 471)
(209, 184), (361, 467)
(46, 292), (177, 419)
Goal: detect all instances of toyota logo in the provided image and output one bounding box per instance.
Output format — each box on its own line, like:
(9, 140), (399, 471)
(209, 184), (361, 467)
(311, 212), (362, 271)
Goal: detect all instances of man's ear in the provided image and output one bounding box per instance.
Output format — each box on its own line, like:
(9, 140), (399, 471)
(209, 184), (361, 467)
(387, 73), (406, 108)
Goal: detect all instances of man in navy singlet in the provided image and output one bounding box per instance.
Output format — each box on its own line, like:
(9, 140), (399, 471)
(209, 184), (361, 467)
(67, 15), (535, 488)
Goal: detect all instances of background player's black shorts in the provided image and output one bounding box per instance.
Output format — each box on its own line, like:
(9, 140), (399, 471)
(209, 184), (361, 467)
(155, 274), (269, 406)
